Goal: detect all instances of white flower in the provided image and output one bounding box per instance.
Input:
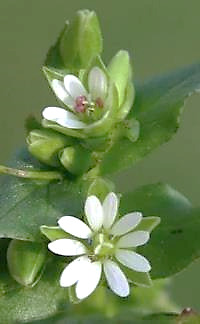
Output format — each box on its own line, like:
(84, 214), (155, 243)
(42, 67), (108, 130)
(48, 193), (151, 300)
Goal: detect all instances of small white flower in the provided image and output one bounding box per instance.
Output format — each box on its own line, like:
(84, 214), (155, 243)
(42, 67), (107, 130)
(48, 193), (151, 300)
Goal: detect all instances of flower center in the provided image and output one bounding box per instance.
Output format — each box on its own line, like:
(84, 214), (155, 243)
(93, 233), (114, 257)
(74, 95), (104, 115)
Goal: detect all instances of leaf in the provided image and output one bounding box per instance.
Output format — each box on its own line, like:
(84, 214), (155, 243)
(119, 182), (200, 278)
(100, 63), (200, 175)
(0, 149), (86, 241)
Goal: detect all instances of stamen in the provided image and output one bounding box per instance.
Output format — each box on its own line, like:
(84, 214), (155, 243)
(95, 97), (104, 108)
(74, 95), (88, 113)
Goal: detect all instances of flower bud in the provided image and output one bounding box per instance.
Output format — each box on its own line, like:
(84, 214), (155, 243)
(27, 129), (71, 166)
(59, 145), (93, 175)
(59, 10), (103, 70)
(7, 240), (46, 287)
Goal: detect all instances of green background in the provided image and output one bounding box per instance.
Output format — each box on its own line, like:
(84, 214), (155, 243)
(0, 0), (200, 312)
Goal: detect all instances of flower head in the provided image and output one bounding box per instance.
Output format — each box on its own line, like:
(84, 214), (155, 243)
(48, 193), (157, 300)
(42, 66), (108, 131)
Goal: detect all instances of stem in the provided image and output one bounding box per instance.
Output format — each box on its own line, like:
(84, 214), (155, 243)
(0, 165), (62, 181)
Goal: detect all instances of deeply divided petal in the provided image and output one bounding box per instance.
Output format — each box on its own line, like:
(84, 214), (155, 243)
(103, 260), (129, 297)
(115, 250), (151, 273)
(48, 239), (87, 256)
(85, 196), (103, 231)
(111, 212), (142, 236)
(75, 261), (102, 300)
(88, 66), (107, 100)
(60, 256), (89, 287)
(117, 231), (150, 248)
(64, 75), (88, 99)
(103, 192), (119, 229)
(42, 107), (86, 129)
(58, 216), (92, 239)
(51, 79), (75, 108)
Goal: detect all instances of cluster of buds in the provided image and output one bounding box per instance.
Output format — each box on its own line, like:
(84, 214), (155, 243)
(26, 10), (138, 176)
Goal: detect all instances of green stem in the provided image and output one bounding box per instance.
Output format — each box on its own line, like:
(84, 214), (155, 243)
(0, 165), (62, 181)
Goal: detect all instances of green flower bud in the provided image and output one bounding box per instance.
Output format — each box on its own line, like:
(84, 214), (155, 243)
(59, 10), (103, 70)
(59, 145), (93, 175)
(7, 240), (46, 287)
(27, 129), (72, 166)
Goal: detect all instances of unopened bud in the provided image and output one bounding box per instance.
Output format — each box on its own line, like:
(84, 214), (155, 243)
(7, 240), (46, 287)
(60, 10), (103, 70)
(27, 129), (71, 166)
(59, 145), (93, 175)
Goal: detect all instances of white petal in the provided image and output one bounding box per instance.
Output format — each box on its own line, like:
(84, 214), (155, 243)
(60, 256), (89, 287)
(103, 260), (129, 297)
(115, 250), (151, 272)
(58, 216), (92, 239)
(103, 192), (119, 229)
(64, 75), (88, 99)
(75, 261), (102, 299)
(88, 66), (107, 100)
(111, 212), (142, 236)
(51, 79), (74, 108)
(117, 231), (150, 248)
(42, 107), (86, 129)
(48, 239), (87, 256)
(84, 196), (103, 231)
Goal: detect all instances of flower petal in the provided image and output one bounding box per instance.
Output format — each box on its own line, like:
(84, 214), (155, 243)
(60, 256), (89, 287)
(115, 250), (151, 272)
(85, 196), (103, 231)
(111, 212), (142, 236)
(75, 261), (102, 299)
(48, 239), (87, 256)
(64, 75), (88, 99)
(103, 260), (129, 297)
(51, 79), (74, 109)
(117, 231), (150, 248)
(42, 107), (86, 129)
(58, 216), (92, 239)
(88, 66), (107, 100)
(103, 192), (119, 229)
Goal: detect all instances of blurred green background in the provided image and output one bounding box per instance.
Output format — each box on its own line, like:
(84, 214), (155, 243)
(0, 0), (200, 312)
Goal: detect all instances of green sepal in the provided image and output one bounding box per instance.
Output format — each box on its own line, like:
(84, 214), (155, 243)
(121, 265), (152, 287)
(108, 50), (132, 106)
(7, 240), (46, 287)
(68, 285), (82, 304)
(40, 225), (70, 241)
(59, 145), (93, 175)
(26, 129), (72, 166)
(42, 66), (68, 93)
(59, 10), (103, 70)
(116, 83), (135, 121)
(86, 177), (115, 202)
(135, 216), (161, 233)
(42, 119), (87, 139)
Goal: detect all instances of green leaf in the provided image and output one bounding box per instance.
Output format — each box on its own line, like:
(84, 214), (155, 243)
(0, 149), (85, 241)
(100, 63), (200, 175)
(120, 182), (200, 278)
